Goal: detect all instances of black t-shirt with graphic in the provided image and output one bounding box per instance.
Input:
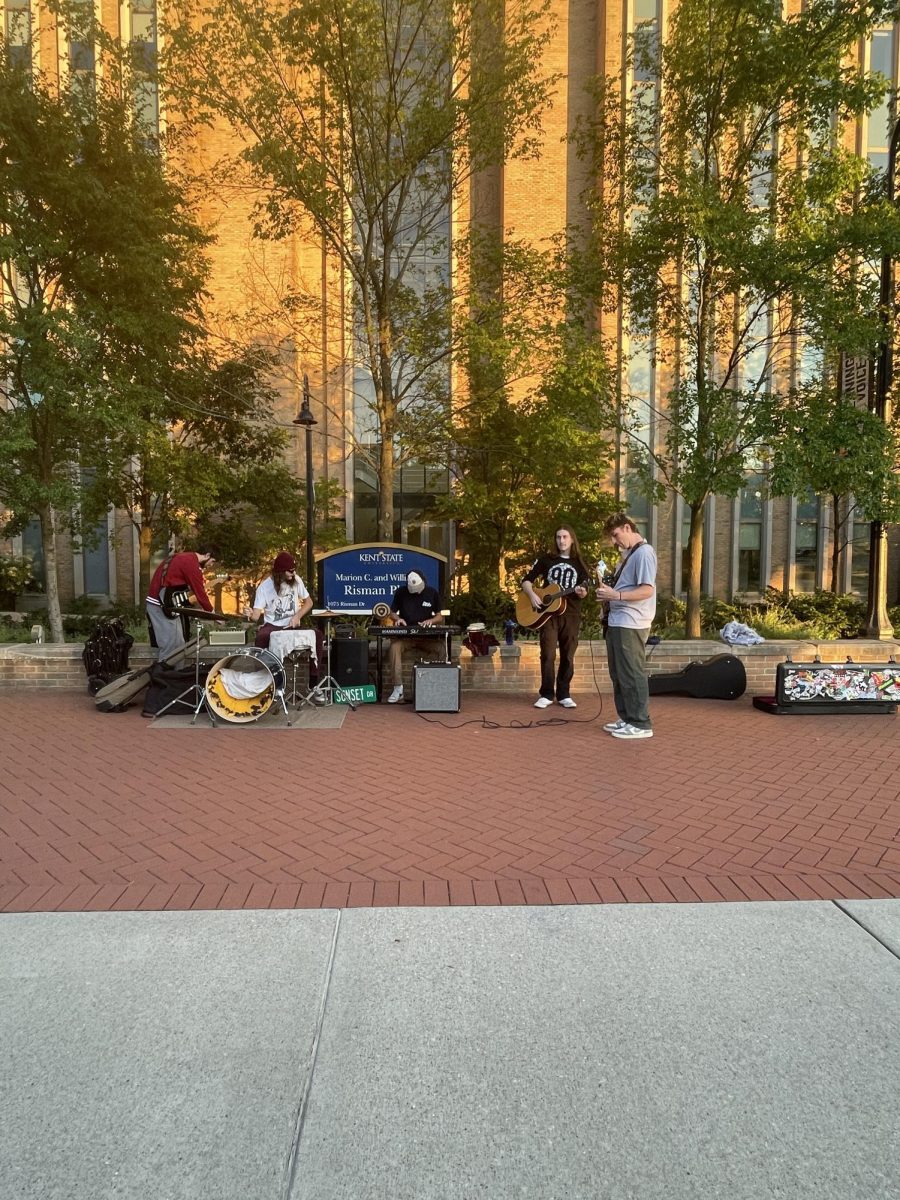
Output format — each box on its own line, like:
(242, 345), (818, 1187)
(391, 585), (442, 626)
(523, 554), (590, 609)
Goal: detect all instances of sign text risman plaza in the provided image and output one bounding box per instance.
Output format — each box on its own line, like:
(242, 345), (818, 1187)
(316, 543), (446, 612)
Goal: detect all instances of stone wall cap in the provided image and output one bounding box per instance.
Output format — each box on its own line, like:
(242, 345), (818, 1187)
(0, 644), (84, 660)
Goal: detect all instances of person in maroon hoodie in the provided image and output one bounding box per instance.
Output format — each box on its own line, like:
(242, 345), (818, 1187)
(145, 545), (218, 659)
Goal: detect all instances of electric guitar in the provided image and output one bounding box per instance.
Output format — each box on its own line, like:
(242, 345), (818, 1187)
(160, 586), (196, 619)
(597, 559), (617, 637)
(515, 583), (583, 631)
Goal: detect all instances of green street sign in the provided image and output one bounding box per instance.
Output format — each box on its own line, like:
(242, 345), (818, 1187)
(334, 684), (377, 705)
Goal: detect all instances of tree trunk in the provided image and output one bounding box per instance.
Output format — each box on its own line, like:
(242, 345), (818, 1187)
(686, 502), (704, 639)
(138, 521), (154, 602)
(378, 433), (395, 541)
(467, 531), (504, 596)
(38, 505), (65, 644)
(830, 494), (842, 595)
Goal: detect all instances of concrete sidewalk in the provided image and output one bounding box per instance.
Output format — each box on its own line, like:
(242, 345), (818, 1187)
(2, 901), (899, 1199)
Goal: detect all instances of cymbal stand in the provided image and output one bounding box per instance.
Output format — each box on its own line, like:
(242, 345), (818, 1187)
(152, 618), (215, 726)
(312, 615), (356, 711)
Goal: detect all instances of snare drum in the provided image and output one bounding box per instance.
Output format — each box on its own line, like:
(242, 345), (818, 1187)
(269, 628), (318, 665)
(205, 647), (286, 723)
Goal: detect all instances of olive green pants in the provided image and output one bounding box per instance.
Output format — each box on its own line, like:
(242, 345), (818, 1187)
(605, 626), (651, 730)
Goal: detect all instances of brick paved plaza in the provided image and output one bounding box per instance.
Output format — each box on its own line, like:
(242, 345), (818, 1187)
(1, 691), (899, 912)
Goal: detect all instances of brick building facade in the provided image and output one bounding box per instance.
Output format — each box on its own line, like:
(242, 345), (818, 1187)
(2, 0), (899, 613)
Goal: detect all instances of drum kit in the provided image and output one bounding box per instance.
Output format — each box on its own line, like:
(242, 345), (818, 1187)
(153, 607), (341, 727)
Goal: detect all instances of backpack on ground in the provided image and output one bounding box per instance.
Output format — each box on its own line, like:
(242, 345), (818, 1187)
(82, 618), (135, 696)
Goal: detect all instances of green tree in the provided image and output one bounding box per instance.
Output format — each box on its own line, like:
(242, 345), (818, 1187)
(197, 476), (346, 608)
(0, 47), (208, 641)
(581, 0), (900, 636)
(162, 0), (557, 542)
(769, 378), (900, 593)
(86, 347), (314, 599)
(444, 234), (617, 594)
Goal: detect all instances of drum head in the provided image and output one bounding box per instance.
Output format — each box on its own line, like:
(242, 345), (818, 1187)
(205, 647), (284, 723)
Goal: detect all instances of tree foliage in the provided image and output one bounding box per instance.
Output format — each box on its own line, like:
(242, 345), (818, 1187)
(161, 0), (558, 540)
(441, 234), (617, 593)
(580, 0), (900, 634)
(769, 379), (900, 591)
(0, 46), (208, 639)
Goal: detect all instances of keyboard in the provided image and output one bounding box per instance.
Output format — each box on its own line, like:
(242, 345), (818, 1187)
(367, 625), (461, 638)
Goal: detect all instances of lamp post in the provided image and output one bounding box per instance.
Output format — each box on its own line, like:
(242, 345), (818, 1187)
(293, 374), (318, 592)
(865, 116), (900, 639)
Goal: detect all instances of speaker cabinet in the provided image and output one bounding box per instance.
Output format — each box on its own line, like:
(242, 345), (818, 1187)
(330, 638), (369, 687)
(414, 663), (461, 713)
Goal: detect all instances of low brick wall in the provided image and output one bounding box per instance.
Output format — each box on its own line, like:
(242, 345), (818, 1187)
(2, 636), (899, 696)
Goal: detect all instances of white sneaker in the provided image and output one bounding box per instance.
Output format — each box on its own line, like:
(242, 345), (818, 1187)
(611, 723), (653, 739)
(388, 685), (404, 704)
(534, 696), (553, 709)
(558, 698), (577, 709)
(603, 719), (627, 733)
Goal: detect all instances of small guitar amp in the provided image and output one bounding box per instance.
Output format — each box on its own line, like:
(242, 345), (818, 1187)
(414, 663), (461, 713)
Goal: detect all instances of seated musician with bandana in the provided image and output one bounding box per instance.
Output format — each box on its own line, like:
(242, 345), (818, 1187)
(386, 569), (445, 704)
(243, 551), (325, 701)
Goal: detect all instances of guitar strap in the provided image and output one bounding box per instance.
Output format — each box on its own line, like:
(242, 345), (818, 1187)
(158, 554), (189, 622)
(602, 541), (648, 639)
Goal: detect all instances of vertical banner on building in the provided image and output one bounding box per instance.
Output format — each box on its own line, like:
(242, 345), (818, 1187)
(315, 543), (447, 613)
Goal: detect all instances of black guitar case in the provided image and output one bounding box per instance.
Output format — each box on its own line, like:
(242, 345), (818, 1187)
(648, 653), (746, 700)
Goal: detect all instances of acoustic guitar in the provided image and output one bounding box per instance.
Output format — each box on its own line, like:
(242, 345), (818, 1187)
(515, 584), (583, 631)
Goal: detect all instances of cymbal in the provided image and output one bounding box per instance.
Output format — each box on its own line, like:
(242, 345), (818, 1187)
(173, 606), (234, 623)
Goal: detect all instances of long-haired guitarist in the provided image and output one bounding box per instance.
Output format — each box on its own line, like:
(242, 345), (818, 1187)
(521, 526), (590, 710)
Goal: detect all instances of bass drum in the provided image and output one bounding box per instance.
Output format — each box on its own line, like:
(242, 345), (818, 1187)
(205, 647), (286, 723)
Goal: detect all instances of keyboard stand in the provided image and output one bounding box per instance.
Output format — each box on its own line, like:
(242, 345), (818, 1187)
(372, 625), (452, 702)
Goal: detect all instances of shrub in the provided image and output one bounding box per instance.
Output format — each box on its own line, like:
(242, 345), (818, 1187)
(0, 553), (42, 607)
(449, 589), (516, 632)
(653, 588), (879, 640)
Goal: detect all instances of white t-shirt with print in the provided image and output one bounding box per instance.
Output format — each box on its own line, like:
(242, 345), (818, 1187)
(252, 576), (309, 628)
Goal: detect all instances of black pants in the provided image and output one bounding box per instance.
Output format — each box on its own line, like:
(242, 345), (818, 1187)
(538, 606), (581, 700)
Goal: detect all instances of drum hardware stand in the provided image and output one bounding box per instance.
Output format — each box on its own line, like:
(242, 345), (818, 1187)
(152, 617), (216, 726)
(283, 648), (317, 710)
(314, 615), (357, 711)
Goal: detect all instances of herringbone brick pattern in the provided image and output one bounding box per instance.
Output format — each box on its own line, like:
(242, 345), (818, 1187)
(1, 693), (899, 911)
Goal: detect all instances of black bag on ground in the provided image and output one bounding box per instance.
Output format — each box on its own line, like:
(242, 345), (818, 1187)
(82, 618), (135, 695)
(141, 662), (211, 716)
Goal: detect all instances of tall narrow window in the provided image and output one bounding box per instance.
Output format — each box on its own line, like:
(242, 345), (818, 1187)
(867, 28), (897, 175)
(4, 0), (31, 68)
(623, 336), (654, 537)
(627, 492), (651, 541)
(68, 0), (95, 92)
(794, 493), (819, 592)
(130, 0), (159, 134)
(737, 474), (764, 593)
(850, 516), (871, 598)
(21, 517), (45, 591)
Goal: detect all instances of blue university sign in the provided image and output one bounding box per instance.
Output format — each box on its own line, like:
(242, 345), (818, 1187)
(315, 543), (446, 613)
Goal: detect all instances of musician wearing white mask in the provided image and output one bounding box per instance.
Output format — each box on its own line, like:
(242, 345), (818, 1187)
(386, 570), (444, 703)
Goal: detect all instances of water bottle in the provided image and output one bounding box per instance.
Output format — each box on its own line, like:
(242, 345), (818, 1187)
(504, 619), (516, 646)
